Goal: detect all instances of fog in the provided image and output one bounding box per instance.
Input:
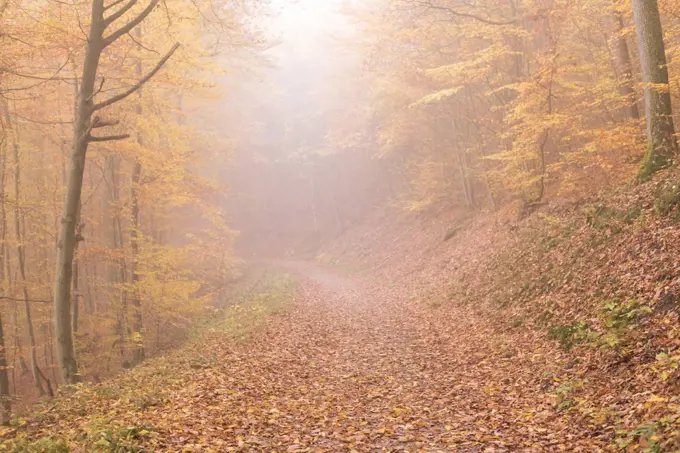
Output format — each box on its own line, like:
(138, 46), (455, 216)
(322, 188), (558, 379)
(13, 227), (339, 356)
(0, 0), (669, 412)
(225, 0), (384, 257)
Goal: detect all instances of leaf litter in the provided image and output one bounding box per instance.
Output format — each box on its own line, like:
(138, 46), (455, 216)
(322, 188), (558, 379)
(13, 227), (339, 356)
(8, 175), (680, 451)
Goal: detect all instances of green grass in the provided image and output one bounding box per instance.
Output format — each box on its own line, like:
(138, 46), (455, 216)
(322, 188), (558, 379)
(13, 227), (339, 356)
(196, 270), (296, 344)
(3, 436), (69, 453)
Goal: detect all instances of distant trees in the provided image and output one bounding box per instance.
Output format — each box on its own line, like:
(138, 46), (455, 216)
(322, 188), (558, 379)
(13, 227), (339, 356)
(329, 0), (680, 211)
(611, 6), (640, 121)
(228, 0), (680, 252)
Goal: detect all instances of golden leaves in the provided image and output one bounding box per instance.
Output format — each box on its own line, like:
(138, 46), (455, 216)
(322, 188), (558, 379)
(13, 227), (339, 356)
(409, 87), (462, 108)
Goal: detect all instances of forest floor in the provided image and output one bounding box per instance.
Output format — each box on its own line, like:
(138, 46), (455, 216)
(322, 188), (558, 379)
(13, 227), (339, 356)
(5, 261), (626, 452)
(10, 174), (680, 452)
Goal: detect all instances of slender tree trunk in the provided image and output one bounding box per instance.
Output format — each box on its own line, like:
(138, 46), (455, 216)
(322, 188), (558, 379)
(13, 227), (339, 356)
(107, 155), (128, 364)
(456, 152), (473, 208)
(0, 312), (10, 424)
(47, 320), (58, 389)
(2, 103), (45, 396)
(13, 139), (45, 396)
(631, 0), (677, 176)
(71, 220), (82, 335)
(130, 25), (144, 366)
(130, 158), (143, 365)
(54, 0), (105, 385)
(12, 307), (27, 377)
(70, 60), (82, 339)
(86, 261), (95, 314)
(0, 111), (10, 423)
(71, 261), (79, 335)
(611, 13), (640, 120)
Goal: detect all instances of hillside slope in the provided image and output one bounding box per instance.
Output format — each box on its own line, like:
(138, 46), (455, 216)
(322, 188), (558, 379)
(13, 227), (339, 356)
(315, 172), (680, 451)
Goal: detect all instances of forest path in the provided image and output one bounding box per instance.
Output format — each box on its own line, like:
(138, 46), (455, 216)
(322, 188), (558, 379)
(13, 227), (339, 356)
(16, 263), (611, 451)
(149, 262), (607, 452)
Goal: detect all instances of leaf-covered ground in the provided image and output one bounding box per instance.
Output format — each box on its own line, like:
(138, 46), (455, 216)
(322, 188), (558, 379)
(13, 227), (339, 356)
(10, 174), (680, 451)
(2, 261), (638, 452)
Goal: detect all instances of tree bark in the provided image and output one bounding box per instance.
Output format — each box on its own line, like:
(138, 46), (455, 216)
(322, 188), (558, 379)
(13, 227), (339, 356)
(631, 0), (677, 176)
(54, 0), (175, 384)
(611, 12), (640, 120)
(107, 155), (128, 364)
(2, 103), (44, 396)
(13, 140), (45, 396)
(130, 158), (143, 365)
(130, 25), (144, 366)
(71, 219), (83, 335)
(0, 312), (10, 424)
(0, 108), (10, 423)
(54, 0), (105, 385)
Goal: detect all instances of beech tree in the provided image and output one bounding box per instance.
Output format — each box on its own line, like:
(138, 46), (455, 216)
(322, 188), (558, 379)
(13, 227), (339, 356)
(0, 108), (10, 426)
(631, 0), (677, 176)
(610, 6), (640, 121)
(54, 0), (179, 384)
(0, 0), (253, 409)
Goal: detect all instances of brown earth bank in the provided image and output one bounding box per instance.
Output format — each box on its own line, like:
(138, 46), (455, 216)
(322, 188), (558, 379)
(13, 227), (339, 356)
(6, 171), (680, 451)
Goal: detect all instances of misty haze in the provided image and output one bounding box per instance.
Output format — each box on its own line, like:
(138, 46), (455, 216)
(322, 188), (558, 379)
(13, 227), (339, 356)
(2, 0), (680, 450)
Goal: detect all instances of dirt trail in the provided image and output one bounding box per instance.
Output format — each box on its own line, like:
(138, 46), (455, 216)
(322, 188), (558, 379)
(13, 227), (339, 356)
(149, 263), (606, 452)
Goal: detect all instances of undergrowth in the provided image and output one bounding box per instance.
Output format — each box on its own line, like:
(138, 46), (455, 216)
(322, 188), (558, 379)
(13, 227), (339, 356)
(417, 170), (680, 448)
(194, 270), (295, 344)
(1, 269), (297, 452)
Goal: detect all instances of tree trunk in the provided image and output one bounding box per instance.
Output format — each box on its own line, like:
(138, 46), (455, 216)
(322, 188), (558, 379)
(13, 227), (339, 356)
(107, 155), (129, 364)
(54, 0), (105, 385)
(130, 25), (144, 366)
(456, 152), (475, 208)
(631, 0), (677, 176)
(0, 109), (10, 423)
(71, 219), (82, 335)
(54, 0), (174, 384)
(611, 12), (640, 120)
(13, 140), (45, 396)
(2, 103), (45, 396)
(0, 312), (10, 424)
(129, 159), (143, 365)
(71, 260), (79, 335)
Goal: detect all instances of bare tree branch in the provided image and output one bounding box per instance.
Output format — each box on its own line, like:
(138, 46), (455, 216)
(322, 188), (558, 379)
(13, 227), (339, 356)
(103, 0), (137, 27)
(73, 2), (89, 41)
(103, 0), (160, 47)
(408, 0), (517, 25)
(1, 33), (37, 48)
(89, 77), (106, 101)
(91, 117), (120, 128)
(88, 133), (131, 142)
(0, 67), (72, 82)
(93, 42), (180, 111)
(126, 31), (159, 54)
(103, 0), (127, 11)
(11, 113), (73, 125)
(0, 296), (50, 304)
